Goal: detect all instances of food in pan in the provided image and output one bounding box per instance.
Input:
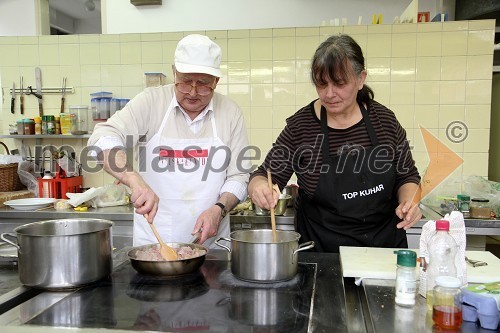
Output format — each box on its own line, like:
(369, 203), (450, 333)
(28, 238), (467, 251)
(134, 244), (206, 261)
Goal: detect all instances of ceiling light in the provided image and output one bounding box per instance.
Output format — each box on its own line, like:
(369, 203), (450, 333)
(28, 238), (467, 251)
(85, 0), (96, 12)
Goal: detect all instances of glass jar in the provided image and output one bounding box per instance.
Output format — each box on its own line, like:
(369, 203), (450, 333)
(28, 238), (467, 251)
(432, 276), (462, 330)
(23, 118), (35, 135)
(69, 105), (89, 135)
(46, 115), (56, 134)
(16, 120), (24, 135)
(41, 115), (48, 134)
(470, 198), (491, 219)
(457, 194), (470, 218)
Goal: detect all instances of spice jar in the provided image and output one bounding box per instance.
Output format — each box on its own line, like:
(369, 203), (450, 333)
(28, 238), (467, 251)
(34, 117), (42, 135)
(55, 116), (61, 134)
(23, 118), (35, 135)
(46, 115), (56, 134)
(457, 194), (470, 218)
(16, 120), (24, 135)
(41, 115), (48, 134)
(470, 198), (491, 219)
(432, 276), (462, 330)
(394, 250), (417, 307)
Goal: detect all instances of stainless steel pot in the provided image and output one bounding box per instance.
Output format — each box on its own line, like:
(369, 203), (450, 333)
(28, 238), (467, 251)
(0, 218), (113, 289)
(215, 230), (314, 282)
(252, 194), (291, 215)
(127, 242), (207, 276)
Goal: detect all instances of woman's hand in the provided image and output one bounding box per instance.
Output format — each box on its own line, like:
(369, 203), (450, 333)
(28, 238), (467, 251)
(395, 182), (422, 230)
(249, 176), (279, 210)
(396, 200), (422, 230)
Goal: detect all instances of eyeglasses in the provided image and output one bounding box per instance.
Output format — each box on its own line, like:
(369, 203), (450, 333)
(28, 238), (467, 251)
(174, 78), (216, 96)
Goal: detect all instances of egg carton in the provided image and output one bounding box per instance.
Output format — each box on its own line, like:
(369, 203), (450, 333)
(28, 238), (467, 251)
(461, 282), (500, 330)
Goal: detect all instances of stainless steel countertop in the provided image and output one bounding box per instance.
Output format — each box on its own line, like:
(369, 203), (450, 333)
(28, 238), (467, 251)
(360, 279), (490, 333)
(0, 205), (134, 222)
(1, 203), (498, 237)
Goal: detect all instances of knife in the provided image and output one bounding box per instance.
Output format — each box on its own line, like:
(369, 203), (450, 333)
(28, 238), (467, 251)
(35, 67), (43, 117)
(10, 82), (15, 114)
(60, 77), (67, 113)
(20, 76), (24, 115)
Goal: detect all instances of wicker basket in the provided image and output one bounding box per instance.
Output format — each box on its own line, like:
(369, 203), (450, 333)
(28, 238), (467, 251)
(0, 142), (25, 192)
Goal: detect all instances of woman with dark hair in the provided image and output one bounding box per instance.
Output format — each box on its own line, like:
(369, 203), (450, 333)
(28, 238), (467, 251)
(249, 34), (422, 253)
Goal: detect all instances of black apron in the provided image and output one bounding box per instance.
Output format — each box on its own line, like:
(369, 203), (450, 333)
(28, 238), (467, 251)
(296, 103), (407, 253)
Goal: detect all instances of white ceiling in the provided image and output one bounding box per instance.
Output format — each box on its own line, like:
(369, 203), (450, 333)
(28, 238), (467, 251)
(49, 0), (101, 20)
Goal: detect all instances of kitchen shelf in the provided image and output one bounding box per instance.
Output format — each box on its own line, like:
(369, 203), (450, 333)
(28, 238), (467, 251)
(0, 134), (90, 139)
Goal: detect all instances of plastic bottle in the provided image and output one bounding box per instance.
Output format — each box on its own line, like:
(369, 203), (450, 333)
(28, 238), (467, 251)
(432, 276), (463, 330)
(42, 170), (53, 198)
(426, 220), (459, 310)
(394, 249), (417, 307)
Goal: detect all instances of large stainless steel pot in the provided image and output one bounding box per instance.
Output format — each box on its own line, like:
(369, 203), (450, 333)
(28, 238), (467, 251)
(215, 230), (314, 282)
(0, 218), (113, 289)
(127, 242), (207, 276)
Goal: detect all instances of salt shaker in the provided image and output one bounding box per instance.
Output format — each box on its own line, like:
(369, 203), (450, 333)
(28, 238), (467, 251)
(394, 249), (417, 307)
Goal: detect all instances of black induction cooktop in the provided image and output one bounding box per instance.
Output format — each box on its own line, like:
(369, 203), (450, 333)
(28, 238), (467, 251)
(24, 257), (317, 332)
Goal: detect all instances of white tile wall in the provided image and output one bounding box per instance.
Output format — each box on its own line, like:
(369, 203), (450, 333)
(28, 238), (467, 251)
(0, 20), (495, 189)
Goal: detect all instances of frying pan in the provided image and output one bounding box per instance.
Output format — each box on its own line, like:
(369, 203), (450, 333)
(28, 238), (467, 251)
(127, 242), (207, 276)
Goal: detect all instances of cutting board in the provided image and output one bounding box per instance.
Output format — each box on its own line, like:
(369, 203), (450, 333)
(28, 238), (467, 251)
(340, 246), (500, 283)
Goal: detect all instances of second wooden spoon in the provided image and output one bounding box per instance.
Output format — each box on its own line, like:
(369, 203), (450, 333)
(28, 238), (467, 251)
(267, 169), (277, 242)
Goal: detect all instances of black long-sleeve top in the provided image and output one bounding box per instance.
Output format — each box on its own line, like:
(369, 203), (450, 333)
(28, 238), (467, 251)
(251, 99), (421, 199)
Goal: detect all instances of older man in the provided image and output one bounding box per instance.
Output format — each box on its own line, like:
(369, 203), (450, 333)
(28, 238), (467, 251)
(88, 34), (250, 247)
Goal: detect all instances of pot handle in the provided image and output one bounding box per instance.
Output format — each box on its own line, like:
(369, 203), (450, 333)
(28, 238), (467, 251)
(293, 241), (315, 255)
(214, 237), (231, 253)
(0, 233), (19, 250)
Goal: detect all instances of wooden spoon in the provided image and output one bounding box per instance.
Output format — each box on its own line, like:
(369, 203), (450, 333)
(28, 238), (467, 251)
(267, 169), (277, 242)
(144, 214), (178, 261)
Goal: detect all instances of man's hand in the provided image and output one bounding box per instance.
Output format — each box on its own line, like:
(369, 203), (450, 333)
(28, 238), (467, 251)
(100, 148), (159, 223)
(128, 173), (159, 223)
(193, 205), (223, 244)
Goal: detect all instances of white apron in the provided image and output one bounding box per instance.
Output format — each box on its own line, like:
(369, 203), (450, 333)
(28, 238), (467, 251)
(133, 98), (230, 249)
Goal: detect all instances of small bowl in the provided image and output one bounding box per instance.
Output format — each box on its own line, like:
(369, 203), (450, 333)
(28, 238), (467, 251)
(252, 195), (292, 216)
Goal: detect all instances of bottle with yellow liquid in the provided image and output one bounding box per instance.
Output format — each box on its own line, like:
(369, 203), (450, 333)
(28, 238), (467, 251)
(425, 220), (458, 311)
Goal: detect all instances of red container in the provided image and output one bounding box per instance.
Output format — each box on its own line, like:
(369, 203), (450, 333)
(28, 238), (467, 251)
(38, 175), (82, 199)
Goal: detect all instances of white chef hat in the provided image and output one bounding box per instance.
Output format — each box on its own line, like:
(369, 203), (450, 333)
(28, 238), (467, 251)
(174, 34), (222, 78)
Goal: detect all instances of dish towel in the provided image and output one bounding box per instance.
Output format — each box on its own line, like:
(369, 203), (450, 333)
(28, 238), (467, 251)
(418, 211), (467, 297)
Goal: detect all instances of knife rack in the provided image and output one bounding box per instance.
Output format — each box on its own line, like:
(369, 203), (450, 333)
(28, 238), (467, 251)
(9, 87), (74, 95)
